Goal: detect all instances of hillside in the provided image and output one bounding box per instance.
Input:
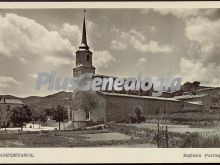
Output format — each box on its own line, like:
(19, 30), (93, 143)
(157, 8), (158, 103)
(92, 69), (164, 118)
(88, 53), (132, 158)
(0, 91), (73, 110)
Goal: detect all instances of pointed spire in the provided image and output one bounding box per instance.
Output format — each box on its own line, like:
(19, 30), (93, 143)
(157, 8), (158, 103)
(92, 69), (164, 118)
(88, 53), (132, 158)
(79, 9), (89, 50)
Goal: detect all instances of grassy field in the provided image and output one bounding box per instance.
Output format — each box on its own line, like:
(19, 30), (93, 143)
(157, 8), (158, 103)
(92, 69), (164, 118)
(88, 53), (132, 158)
(0, 129), (156, 148)
(1, 121), (220, 148)
(145, 112), (220, 125)
(126, 123), (220, 134)
(114, 123), (220, 148)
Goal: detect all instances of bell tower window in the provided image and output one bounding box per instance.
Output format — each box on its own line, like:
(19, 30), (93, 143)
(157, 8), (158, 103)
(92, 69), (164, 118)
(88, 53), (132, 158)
(87, 55), (89, 61)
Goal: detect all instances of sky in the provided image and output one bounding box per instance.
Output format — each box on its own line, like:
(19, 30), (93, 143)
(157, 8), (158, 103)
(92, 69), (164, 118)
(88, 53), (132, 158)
(0, 8), (220, 97)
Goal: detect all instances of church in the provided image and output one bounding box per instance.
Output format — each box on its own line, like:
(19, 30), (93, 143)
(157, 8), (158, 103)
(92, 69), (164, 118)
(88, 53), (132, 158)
(70, 12), (209, 128)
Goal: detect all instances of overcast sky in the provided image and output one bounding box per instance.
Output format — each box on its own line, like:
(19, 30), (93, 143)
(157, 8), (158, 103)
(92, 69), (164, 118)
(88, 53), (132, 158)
(0, 8), (220, 97)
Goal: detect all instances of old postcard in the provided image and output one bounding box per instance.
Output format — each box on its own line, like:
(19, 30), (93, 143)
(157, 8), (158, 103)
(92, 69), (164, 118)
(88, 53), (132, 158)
(0, 1), (220, 163)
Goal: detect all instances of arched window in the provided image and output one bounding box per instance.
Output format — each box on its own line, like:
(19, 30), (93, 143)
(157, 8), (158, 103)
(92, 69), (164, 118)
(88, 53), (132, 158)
(87, 55), (89, 61)
(85, 109), (90, 120)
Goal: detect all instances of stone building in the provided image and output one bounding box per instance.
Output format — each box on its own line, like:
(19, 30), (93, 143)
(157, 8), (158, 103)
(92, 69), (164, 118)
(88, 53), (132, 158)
(0, 97), (23, 128)
(174, 94), (211, 112)
(70, 12), (214, 127)
(181, 87), (220, 112)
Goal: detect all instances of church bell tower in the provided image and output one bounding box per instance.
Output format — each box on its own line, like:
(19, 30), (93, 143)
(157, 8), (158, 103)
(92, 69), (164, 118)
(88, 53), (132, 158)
(73, 10), (96, 77)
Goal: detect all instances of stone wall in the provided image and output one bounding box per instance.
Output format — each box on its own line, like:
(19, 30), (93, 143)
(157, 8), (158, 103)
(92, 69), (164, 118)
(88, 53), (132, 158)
(97, 92), (183, 122)
(90, 93), (106, 122)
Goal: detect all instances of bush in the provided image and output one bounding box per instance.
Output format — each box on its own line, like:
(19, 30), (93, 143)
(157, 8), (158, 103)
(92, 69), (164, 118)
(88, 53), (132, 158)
(129, 115), (137, 123)
(128, 106), (146, 124)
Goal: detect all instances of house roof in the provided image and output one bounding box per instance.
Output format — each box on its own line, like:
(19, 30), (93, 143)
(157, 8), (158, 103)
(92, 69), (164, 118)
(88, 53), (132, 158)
(197, 87), (220, 92)
(185, 101), (203, 106)
(174, 94), (207, 100)
(183, 87), (220, 95)
(98, 91), (180, 102)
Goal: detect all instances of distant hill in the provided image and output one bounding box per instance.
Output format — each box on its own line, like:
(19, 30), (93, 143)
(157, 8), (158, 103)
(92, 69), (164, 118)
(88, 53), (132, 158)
(0, 95), (20, 100)
(22, 91), (72, 105)
(0, 91), (73, 110)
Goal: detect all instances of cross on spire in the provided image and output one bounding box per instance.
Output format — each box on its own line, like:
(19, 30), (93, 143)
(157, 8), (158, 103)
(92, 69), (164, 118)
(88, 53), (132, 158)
(83, 9), (86, 19)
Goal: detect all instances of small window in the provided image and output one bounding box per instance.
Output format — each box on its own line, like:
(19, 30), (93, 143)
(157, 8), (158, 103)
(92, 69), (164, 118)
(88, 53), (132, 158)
(87, 55), (89, 61)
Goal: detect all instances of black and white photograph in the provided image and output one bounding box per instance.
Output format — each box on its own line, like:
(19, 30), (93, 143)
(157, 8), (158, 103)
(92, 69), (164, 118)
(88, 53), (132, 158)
(1, 4), (220, 153)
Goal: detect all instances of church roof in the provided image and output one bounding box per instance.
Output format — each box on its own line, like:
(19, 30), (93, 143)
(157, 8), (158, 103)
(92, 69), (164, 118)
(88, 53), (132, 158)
(98, 91), (180, 102)
(92, 74), (119, 79)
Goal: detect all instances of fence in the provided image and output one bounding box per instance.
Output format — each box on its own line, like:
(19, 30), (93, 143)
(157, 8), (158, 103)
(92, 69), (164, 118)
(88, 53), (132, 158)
(156, 121), (169, 148)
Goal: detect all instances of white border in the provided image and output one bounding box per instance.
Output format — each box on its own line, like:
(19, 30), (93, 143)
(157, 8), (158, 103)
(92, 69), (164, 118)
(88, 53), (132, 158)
(0, 1), (220, 163)
(0, 1), (219, 9)
(1, 148), (220, 163)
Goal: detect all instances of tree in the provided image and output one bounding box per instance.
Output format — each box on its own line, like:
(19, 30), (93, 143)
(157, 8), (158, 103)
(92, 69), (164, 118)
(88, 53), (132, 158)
(72, 91), (98, 112)
(31, 108), (48, 128)
(54, 105), (68, 131)
(9, 105), (32, 131)
(45, 107), (56, 117)
(38, 111), (47, 126)
(71, 91), (98, 124)
(31, 109), (38, 128)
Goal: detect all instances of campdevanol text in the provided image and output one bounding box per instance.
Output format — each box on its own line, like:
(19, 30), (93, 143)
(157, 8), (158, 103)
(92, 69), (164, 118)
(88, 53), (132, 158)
(35, 71), (182, 97)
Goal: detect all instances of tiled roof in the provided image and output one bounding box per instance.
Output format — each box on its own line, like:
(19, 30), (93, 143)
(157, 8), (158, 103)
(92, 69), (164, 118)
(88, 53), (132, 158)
(183, 87), (220, 95)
